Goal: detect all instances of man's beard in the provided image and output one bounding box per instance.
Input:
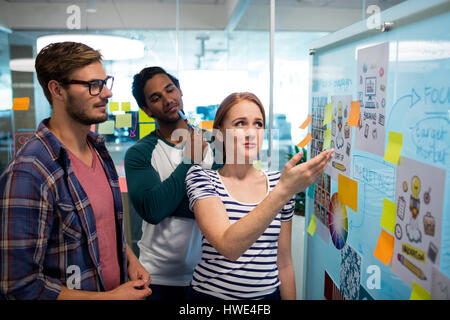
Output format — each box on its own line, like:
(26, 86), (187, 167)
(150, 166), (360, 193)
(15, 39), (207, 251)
(66, 94), (108, 126)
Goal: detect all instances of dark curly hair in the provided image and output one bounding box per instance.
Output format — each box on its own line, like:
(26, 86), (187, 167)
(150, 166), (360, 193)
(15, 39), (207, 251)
(131, 66), (180, 110)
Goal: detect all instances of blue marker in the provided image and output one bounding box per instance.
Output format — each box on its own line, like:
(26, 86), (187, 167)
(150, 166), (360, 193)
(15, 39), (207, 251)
(178, 110), (195, 131)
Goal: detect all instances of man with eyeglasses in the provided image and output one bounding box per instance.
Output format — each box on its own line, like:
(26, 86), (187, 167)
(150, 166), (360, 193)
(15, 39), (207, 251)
(0, 42), (151, 300)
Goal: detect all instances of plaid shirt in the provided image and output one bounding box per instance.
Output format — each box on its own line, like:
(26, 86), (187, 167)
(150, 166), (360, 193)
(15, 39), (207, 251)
(0, 119), (127, 300)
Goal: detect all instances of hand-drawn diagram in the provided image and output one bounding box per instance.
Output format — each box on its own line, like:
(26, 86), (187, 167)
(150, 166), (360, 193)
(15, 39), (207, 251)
(391, 156), (446, 292)
(355, 42), (389, 156)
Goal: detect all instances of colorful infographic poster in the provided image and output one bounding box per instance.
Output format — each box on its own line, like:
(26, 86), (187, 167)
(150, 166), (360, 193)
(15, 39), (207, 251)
(355, 42), (388, 156)
(311, 94), (328, 159)
(391, 157), (446, 292)
(325, 95), (353, 181)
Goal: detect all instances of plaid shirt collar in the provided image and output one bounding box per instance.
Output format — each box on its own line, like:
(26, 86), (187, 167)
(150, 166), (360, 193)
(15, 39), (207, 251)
(36, 118), (107, 164)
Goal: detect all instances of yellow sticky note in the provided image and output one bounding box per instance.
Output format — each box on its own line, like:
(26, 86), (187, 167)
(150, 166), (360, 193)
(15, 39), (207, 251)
(297, 133), (312, 148)
(380, 198), (396, 234)
(121, 102), (131, 111)
(139, 109), (154, 123)
(322, 102), (332, 125)
(384, 131), (403, 165)
(139, 123), (156, 139)
(373, 229), (394, 265)
(307, 215), (317, 236)
(98, 120), (115, 135)
(299, 115), (312, 129)
(347, 101), (360, 126)
(109, 102), (119, 112)
(200, 120), (214, 132)
(337, 174), (358, 212)
(12, 97), (30, 110)
(410, 281), (431, 300)
(115, 114), (132, 128)
(322, 127), (331, 150)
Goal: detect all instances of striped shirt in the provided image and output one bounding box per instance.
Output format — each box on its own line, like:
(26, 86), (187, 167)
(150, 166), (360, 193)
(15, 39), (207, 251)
(185, 165), (295, 300)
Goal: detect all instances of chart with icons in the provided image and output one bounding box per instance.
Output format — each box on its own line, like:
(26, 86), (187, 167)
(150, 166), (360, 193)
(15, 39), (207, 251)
(354, 42), (388, 156)
(314, 173), (331, 227)
(311, 94), (328, 159)
(391, 156), (446, 292)
(329, 192), (349, 250)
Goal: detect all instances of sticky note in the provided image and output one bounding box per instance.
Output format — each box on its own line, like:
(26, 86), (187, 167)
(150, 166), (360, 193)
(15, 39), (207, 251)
(109, 102), (119, 112)
(297, 133), (312, 148)
(384, 131), (403, 164)
(299, 115), (312, 129)
(253, 160), (261, 170)
(410, 281), (431, 300)
(347, 101), (360, 126)
(139, 109), (154, 123)
(139, 123), (156, 139)
(121, 102), (131, 112)
(12, 97), (30, 110)
(322, 102), (332, 125)
(307, 215), (317, 236)
(200, 120), (214, 131)
(373, 229), (394, 265)
(380, 198), (396, 234)
(118, 177), (128, 193)
(338, 174), (358, 212)
(115, 114), (132, 128)
(98, 120), (115, 135)
(322, 127), (331, 150)
(307, 182), (315, 199)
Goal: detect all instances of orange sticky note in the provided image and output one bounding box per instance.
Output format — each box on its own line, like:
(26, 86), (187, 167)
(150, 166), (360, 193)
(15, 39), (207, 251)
(118, 177), (128, 193)
(200, 120), (214, 131)
(337, 174), (358, 212)
(347, 101), (360, 126)
(299, 115), (312, 129)
(12, 97), (30, 110)
(373, 229), (394, 265)
(297, 133), (312, 148)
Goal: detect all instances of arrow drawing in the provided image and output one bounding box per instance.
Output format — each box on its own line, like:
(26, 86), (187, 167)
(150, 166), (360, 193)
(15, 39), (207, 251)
(387, 88), (421, 127)
(129, 111), (137, 138)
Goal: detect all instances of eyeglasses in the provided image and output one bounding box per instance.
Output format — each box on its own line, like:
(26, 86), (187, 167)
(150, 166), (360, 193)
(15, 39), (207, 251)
(61, 76), (114, 96)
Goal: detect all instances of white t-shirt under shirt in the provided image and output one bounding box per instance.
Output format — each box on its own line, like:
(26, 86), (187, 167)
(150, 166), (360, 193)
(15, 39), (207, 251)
(185, 165), (295, 300)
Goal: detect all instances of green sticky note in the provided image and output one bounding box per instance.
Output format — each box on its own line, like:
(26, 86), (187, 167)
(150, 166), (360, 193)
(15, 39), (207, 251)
(139, 123), (156, 139)
(253, 160), (261, 170)
(384, 131), (403, 164)
(380, 198), (396, 234)
(307, 182), (315, 199)
(109, 102), (119, 112)
(307, 215), (317, 236)
(98, 120), (115, 135)
(323, 127), (331, 150)
(139, 109), (154, 123)
(115, 114), (132, 128)
(121, 102), (131, 111)
(322, 102), (332, 125)
(410, 281), (431, 300)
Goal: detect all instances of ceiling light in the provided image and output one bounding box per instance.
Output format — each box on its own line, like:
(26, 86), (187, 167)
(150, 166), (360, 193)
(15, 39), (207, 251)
(36, 34), (145, 60)
(9, 58), (35, 72)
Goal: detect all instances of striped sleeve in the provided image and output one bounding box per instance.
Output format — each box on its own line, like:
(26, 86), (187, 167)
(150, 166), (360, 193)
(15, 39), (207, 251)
(185, 165), (218, 212)
(281, 195), (295, 221)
